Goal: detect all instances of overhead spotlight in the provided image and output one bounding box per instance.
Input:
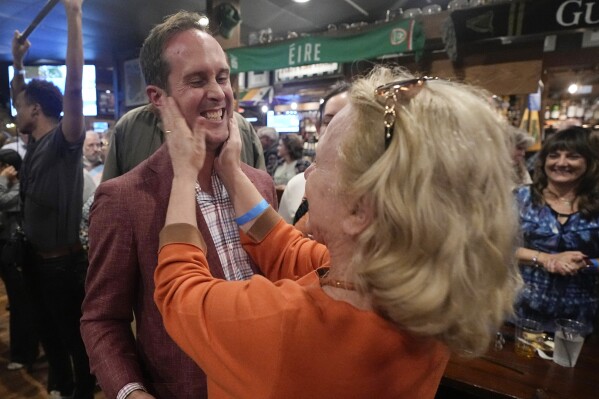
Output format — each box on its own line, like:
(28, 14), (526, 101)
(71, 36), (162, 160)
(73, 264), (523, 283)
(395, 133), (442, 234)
(319, 98), (324, 104)
(567, 83), (578, 94)
(261, 105), (269, 113)
(291, 102), (298, 110)
(199, 16), (210, 28)
(293, 0), (311, 3)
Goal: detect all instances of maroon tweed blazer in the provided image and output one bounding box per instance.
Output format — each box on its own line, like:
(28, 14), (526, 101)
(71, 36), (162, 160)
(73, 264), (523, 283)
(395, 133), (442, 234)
(81, 144), (277, 399)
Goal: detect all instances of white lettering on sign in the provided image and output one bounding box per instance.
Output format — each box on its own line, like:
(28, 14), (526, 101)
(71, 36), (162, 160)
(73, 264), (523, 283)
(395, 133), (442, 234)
(275, 63), (339, 82)
(556, 0), (599, 27)
(304, 43), (312, 62)
(288, 43), (322, 65)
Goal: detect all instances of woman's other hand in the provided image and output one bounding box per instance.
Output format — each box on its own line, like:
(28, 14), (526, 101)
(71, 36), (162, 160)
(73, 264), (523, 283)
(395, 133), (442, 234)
(215, 115), (242, 183)
(543, 251), (587, 275)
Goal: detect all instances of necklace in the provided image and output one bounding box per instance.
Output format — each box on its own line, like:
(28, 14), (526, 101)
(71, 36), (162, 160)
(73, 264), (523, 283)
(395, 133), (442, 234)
(317, 268), (356, 291)
(546, 190), (576, 207)
(559, 198), (573, 206)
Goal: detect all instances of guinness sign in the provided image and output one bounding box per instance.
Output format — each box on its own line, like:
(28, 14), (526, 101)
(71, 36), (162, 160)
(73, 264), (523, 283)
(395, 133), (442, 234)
(556, 0), (599, 27)
(451, 0), (599, 44)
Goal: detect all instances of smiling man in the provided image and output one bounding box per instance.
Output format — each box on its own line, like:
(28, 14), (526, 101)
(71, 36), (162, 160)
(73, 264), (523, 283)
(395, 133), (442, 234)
(80, 11), (276, 399)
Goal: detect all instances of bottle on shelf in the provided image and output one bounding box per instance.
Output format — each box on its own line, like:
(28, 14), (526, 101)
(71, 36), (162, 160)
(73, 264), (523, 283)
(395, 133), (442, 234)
(558, 101), (568, 120)
(550, 103), (560, 120)
(566, 101), (577, 118)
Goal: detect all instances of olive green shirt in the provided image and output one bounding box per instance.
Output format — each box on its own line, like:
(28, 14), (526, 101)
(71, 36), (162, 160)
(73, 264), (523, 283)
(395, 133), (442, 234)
(102, 104), (265, 182)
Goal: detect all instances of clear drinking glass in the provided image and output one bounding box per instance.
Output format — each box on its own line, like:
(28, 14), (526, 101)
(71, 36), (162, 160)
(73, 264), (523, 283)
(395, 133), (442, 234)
(514, 318), (543, 358)
(553, 319), (586, 367)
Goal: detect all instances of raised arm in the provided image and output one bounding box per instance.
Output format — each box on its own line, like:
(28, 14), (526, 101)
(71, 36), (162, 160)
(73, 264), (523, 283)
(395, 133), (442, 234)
(61, 0), (85, 143)
(10, 31), (30, 99)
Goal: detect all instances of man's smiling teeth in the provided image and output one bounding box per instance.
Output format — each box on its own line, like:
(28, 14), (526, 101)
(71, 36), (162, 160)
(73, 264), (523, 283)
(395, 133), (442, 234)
(202, 109), (223, 120)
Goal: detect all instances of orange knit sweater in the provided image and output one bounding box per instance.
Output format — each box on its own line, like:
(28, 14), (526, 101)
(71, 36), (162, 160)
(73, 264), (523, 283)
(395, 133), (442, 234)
(154, 210), (449, 398)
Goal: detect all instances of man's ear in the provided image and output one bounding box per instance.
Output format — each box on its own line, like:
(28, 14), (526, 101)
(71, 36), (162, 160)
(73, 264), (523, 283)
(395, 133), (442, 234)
(147, 85), (165, 107)
(31, 103), (40, 117)
(342, 196), (374, 237)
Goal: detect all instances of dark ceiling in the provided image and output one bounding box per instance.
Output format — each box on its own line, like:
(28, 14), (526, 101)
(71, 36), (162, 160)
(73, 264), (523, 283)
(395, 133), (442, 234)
(0, 0), (449, 65)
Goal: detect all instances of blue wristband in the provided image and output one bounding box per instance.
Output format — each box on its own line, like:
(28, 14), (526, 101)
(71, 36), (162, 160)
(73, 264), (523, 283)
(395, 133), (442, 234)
(234, 199), (269, 225)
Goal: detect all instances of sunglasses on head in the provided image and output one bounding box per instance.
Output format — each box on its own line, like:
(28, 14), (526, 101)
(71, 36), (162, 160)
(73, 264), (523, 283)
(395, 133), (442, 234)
(375, 77), (438, 149)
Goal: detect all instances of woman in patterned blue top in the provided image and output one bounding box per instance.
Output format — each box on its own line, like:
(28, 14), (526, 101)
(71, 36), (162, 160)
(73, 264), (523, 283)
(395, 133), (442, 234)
(515, 126), (599, 332)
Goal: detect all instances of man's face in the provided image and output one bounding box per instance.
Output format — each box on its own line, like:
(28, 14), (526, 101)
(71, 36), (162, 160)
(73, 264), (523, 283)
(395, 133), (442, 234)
(319, 91), (349, 137)
(14, 92), (35, 135)
(163, 30), (233, 153)
(100, 135), (110, 163)
(83, 131), (102, 164)
(259, 136), (273, 150)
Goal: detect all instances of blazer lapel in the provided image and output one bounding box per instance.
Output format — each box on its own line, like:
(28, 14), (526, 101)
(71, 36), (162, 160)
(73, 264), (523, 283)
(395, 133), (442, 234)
(145, 145), (227, 279)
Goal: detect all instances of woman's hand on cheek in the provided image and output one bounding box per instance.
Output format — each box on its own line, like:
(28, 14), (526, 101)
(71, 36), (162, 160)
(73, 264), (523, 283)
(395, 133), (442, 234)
(215, 115), (242, 182)
(158, 96), (206, 180)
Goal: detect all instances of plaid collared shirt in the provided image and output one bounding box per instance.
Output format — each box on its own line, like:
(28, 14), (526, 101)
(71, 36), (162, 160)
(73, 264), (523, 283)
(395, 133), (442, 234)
(195, 171), (254, 281)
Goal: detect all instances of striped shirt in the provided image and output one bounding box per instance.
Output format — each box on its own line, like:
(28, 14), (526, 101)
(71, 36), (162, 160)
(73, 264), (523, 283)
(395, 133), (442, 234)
(195, 171), (254, 281)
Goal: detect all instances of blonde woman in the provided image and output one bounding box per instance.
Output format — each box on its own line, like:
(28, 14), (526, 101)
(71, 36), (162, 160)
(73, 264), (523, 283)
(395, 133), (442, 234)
(153, 67), (521, 398)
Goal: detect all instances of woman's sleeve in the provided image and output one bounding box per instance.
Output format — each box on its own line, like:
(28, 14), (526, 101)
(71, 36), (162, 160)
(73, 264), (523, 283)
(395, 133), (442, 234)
(0, 177), (19, 209)
(154, 231), (307, 397)
(241, 208), (330, 281)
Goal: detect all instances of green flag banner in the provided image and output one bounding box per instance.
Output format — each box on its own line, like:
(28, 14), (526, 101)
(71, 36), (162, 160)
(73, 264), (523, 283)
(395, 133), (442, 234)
(226, 19), (425, 73)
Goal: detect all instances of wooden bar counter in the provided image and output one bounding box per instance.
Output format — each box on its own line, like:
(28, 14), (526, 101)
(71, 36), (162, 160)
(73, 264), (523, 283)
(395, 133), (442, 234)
(440, 325), (599, 399)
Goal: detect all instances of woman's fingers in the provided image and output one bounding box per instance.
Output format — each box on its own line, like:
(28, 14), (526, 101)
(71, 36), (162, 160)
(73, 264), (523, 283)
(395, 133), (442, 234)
(158, 97), (206, 177)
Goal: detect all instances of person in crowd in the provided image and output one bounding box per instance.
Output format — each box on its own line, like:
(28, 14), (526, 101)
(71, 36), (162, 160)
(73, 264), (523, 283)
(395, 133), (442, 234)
(101, 103), (265, 182)
(11, 1), (96, 398)
(510, 127), (534, 187)
(153, 67), (521, 398)
(2, 132), (28, 158)
(273, 133), (309, 188)
(0, 130), (9, 148)
(256, 126), (278, 176)
(80, 128), (113, 252)
(82, 130), (103, 185)
(80, 11), (277, 399)
(100, 127), (113, 164)
(514, 126), (599, 333)
(278, 82), (350, 226)
(0, 149), (39, 371)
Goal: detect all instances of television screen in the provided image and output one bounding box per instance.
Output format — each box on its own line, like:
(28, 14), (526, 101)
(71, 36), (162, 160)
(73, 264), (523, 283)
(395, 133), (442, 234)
(266, 111), (300, 133)
(92, 121), (109, 132)
(8, 65), (97, 116)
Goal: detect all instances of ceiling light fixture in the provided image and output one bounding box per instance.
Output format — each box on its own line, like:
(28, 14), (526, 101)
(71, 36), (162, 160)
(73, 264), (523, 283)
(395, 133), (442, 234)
(199, 16), (209, 27)
(293, 0), (311, 3)
(568, 83), (578, 94)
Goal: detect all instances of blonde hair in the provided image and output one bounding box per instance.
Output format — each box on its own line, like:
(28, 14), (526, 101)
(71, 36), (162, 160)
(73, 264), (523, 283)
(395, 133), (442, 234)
(341, 66), (522, 356)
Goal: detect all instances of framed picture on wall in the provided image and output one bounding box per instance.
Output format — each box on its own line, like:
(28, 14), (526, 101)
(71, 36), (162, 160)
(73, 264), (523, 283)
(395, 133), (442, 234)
(97, 90), (115, 117)
(124, 58), (148, 107)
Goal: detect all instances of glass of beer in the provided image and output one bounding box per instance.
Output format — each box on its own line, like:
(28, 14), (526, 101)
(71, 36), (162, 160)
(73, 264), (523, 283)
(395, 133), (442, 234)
(514, 318), (543, 358)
